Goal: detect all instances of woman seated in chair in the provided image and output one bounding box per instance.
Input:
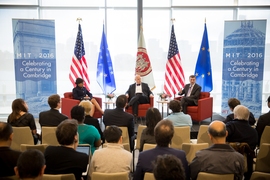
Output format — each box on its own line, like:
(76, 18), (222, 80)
(72, 77), (104, 115)
(7, 98), (39, 144)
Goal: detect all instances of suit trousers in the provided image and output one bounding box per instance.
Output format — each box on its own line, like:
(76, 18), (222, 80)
(128, 94), (149, 116)
(180, 97), (196, 114)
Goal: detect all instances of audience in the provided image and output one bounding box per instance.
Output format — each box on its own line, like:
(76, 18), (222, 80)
(256, 95), (270, 145)
(134, 120), (189, 180)
(39, 94), (68, 127)
(7, 98), (39, 144)
(71, 105), (101, 154)
(44, 119), (88, 180)
(224, 98), (255, 126)
(153, 154), (185, 180)
(14, 149), (46, 180)
(103, 95), (135, 151)
(79, 101), (104, 142)
(90, 125), (132, 176)
(140, 108), (161, 151)
(226, 105), (258, 180)
(0, 122), (21, 178)
(164, 100), (192, 127)
(189, 120), (244, 180)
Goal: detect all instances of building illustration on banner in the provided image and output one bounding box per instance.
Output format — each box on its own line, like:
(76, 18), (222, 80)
(222, 20), (266, 118)
(12, 19), (57, 117)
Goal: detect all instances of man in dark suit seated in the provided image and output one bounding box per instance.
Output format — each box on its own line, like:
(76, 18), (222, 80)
(39, 94), (68, 127)
(133, 120), (189, 180)
(125, 74), (153, 117)
(103, 95), (135, 151)
(178, 75), (201, 114)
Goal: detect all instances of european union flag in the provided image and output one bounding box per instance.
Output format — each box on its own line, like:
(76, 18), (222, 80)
(96, 25), (116, 94)
(194, 23), (213, 92)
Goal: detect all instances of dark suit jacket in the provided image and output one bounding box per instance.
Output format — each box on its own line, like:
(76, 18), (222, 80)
(72, 86), (92, 101)
(224, 112), (256, 126)
(0, 147), (21, 177)
(256, 111), (270, 145)
(103, 108), (134, 140)
(125, 82), (153, 102)
(39, 109), (68, 127)
(178, 83), (201, 105)
(133, 146), (189, 180)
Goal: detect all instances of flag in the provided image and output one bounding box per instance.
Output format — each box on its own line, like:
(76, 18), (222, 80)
(164, 25), (185, 97)
(194, 22), (213, 92)
(69, 24), (90, 90)
(96, 25), (116, 95)
(136, 25), (155, 90)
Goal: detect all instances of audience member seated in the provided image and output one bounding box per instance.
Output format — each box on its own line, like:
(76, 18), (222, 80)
(90, 125), (132, 176)
(178, 75), (201, 114)
(44, 120), (88, 180)
(153, 154), (186, 180)
(71, 105), (101, 154)
(140, 108), (161, 151)
(256, 95), (270, 145)
(39, 94), (68, 127)
(7, 98), (39, 144)
(79, 101), (104, 142)
(0, 122), (21, 178)
(14, 149), (46, 180)
(72, 77), (104, 115)
(189, 121), (244, 180)
(133, 120), (189, 180)
(223, 98), (255, 126)
(103, 95), (135, 151)
(226, 105), (258, 180)
(164, 100), (192, 127)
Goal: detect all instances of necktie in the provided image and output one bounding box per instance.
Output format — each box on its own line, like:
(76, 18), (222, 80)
(187, 85), (192, 97)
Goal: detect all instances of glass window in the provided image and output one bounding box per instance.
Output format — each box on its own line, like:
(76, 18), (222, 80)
(0, 0), (38, 5)
(40, 0), (104, 7)
(172, 0), (235, 6)
(238, 0), (270, 5)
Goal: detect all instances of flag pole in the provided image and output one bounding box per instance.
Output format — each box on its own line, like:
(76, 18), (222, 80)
(76, 17), (82, 24)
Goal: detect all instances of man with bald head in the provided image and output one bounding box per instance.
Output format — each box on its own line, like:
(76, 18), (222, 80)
(190, 121), (244, 180)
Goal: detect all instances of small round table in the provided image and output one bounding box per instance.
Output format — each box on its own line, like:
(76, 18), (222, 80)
(156, 100), (170, 118)
(103, 101), (116, 109)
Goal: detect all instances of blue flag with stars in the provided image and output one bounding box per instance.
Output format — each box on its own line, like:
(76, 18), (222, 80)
(194, 23), (213, 92)
(96, 25), (116, 94)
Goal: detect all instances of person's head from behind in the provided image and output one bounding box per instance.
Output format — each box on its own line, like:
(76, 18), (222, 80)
(14, 149), (46, 180)
(153, 154), (185, 180)
(208, 120), (227, 143)
(75, 78), (84, 88)
(0, 122), (13, 146)
(145, 108), (162, 135)
(79, 101), (92, 116)
(228, 98), (240, 111)
(233, 105), (249, 121)
(169, 100), (182, 113)
(103, 125), (122, 144)
(267, 96), (270, 108)
(189, 75), (196, 85)
(10, 98), (28, 122)
(116, 95), (128, 108)
(56, 119), (78, 147)
(154, 120), (174, 147)
(71, 105), (85, 123)
(135, 74), (141, 84)
(48, 94), (61, 109)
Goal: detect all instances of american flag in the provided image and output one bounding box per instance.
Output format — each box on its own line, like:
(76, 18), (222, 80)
(164, 25), (185, 97)
(69, 24), (90, 91)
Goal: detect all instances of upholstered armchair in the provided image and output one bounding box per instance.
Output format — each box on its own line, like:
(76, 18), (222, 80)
(125, 96), (154, 117)
(175, 92), (213, 122)
(61, 92), (102, 119)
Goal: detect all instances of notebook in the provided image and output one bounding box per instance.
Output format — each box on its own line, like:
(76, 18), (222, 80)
(76, 144), (91, 176)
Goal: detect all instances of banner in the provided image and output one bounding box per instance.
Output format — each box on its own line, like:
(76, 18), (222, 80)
(12, 19), (57, 118)
(221, 20), (266, 118)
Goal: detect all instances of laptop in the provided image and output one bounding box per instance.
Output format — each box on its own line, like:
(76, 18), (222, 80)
(76, 144), (91, 176)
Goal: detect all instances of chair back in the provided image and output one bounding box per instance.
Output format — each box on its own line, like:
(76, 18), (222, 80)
(11, 127), (34, 151)
(197, 172), (234, 180)
(63, 92), (73, 99)
(0, 175), (19, 180)
(144, 172), (155, 180)
(255, 143), (270, 172)
(42, 174), (76, 180)
(199, 92), (210, 99)
(171, 126), (190, 149)
(260, 126), (270, 148)
(182, 143), (209, 164)
(41, 127), (59, 146)
(119, 127), (130, 151)
(91, 172), (129, 180)
(20, 144), (48, 153)
(197, 125), (212, 145)
(135, 125), (147, 150)
(250, 171), (270, 180)
(143, 143), (156, 151)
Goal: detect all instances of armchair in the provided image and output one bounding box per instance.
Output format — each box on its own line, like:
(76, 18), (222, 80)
(175, 92), (213, 122)
(125, 96), (154, 117)
(61, 92), (102, 119)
